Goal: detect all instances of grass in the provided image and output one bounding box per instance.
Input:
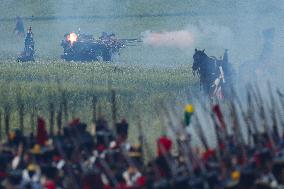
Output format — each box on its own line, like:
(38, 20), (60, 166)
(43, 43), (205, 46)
(0, 60), (196, 145)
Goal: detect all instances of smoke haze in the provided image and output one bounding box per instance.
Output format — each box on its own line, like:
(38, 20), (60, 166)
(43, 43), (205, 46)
(142, 30), (194, 48)
(142, 21), (234, 50)
(1, 0), (284, 86)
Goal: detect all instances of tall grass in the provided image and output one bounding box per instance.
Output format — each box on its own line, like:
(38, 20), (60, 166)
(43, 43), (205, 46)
(0, 60), (196, 144)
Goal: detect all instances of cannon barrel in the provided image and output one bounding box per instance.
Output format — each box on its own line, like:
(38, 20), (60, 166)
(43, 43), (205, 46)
(61, 32), (141, 61)
(120, 38), (142, 43)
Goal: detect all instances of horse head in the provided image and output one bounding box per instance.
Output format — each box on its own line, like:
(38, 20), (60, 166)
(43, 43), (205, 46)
(192, 48), (207, 76)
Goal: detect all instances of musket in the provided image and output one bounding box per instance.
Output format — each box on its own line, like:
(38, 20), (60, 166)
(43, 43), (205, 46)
(142, 134), (164, 180)
(229, 101), (245, 146)
(229, 100), (250, 165)
(157, 103), (193, 176)
(136, 108), (145, 160)
(253, 83), (276, 152)
(234, 87), (254, 147)
(173, 109), (210, 189)
(246, 85), (258, 132)
(56, 103), (63, 133)
(209, 108), (224, 161)
(194, 113), (210, 151)
(247, 84), (264, 133)
(4, 103), (11, 137)
(55, 79), (64, 132)
(63, 125), (115, 188)
(211, 104), (229, 150)
(134, 110), (161, 179)
(120, 38), (142, 43)
(110, 90), (117, 131)
(53, 138), (81, 189)
(276, 89), (284, 129)
(48, 95), (55, 136)
(197, 98), (223, 162)
(30, 103), (37, 134)
(155, 108), (179, 178)
(277, 89), (284, 110)
(163, 103), (210, 189)
(62, 90), (69, 123)
(92, 95), (97, 123)
(267, 81), (280, 143)
(98, 157), (119, 187)
(16, 88), (25, 133)
(0, 110), (2, 141)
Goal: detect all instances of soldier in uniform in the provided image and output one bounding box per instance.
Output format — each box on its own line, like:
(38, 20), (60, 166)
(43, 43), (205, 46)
(14, 16), (25, 37)
(99, 32), (109, 41)
(24, 27), (34, 51)
(259, 28), (275, 65)
(24, 27), (35, 59)
(17, 26), (35, 62)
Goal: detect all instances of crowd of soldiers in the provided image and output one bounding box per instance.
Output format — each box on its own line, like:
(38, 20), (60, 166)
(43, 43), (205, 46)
(1, 89), (284, 189)
(6, 16), (284, 189)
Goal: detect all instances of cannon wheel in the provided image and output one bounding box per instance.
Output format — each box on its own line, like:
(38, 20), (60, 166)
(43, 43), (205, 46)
(94, 45), (111, 61)
(94, 49), (104, 61)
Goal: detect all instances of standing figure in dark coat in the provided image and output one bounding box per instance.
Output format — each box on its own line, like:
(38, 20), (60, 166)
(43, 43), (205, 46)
(14, 16), (25, 37)
(17, 26), (35, 62)
(24, 27), (34, 53)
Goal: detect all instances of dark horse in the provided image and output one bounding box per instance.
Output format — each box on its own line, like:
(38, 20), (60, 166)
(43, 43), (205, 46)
(192, 49), (231, 99)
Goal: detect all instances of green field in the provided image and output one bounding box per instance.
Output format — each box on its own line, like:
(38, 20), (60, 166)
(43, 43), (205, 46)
(0, 60), (195, 145)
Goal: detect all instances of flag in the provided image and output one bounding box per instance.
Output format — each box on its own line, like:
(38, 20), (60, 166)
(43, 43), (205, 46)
(184, 104), (194, 126)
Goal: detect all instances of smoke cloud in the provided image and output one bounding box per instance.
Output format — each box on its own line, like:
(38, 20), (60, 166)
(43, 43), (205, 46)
(142, 30), (194, 48)
(142, 21), (234, 51)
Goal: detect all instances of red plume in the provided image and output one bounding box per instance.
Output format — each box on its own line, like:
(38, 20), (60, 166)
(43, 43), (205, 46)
(37, 117), (48, 146)
(212, 105), (226, 129)
(69, 118), (80, 127)
(157, 136), (172, 156)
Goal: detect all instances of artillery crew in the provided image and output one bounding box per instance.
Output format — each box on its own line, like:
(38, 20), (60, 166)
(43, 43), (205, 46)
(61, 31), (136, 62)
(24, 27), (34, 53)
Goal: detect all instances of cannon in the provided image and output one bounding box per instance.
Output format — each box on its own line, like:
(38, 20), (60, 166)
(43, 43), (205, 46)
(61, 32), (140, 62)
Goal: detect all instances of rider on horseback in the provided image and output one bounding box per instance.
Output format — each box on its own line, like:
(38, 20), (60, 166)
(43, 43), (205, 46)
(192, 49), (232, 100)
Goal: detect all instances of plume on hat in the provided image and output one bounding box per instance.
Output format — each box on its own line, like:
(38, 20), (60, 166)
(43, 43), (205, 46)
(36, 117), (48, 146)
(157, 136), (172, 156)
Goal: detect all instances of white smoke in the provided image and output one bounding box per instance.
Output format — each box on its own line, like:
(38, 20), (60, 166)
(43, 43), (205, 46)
(142, 30), (194, 48)
(142, 21), (234, 51)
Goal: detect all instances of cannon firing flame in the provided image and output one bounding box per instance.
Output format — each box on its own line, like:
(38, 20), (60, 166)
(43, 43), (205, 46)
(67, 32), (78, 45)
